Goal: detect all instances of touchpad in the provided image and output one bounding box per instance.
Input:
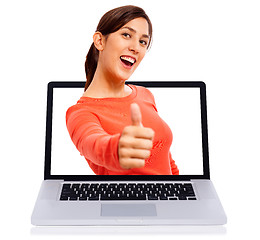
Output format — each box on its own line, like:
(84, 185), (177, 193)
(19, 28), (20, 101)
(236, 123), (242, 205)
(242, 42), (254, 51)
(101, 204), (157, 217)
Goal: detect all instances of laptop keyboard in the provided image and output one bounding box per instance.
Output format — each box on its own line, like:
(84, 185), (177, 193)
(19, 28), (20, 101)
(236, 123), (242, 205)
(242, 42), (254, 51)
(59, 183), (197, 201)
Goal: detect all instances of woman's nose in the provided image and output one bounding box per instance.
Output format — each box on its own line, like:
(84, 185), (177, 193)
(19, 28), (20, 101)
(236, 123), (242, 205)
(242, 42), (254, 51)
(128, 40), (140, 54)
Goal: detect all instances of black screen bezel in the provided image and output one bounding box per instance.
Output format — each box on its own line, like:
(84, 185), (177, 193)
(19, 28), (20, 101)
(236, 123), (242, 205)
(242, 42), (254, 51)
(44, 81), (210, 181)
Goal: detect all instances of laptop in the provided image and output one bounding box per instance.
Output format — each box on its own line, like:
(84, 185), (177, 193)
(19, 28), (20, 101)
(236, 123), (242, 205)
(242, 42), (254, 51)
(31, 81), (227, 225)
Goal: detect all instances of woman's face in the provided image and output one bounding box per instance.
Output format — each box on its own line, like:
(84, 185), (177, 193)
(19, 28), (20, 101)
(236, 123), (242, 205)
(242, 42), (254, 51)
(97, 17), (150, 82)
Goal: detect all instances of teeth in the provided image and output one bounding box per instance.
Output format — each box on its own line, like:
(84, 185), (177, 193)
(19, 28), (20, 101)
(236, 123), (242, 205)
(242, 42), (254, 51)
(120, 56), (135, 64)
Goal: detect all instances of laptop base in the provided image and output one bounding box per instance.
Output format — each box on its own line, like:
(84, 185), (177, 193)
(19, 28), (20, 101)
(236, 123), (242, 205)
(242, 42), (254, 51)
(31, 180), (226, 225)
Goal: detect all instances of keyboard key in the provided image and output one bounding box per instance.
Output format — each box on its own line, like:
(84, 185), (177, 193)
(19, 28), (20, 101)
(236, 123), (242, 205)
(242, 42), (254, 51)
(60, 195), (69, 201)
(88, 195), (99, 201)
(72, 184), (80, 190)
(69, 196), (78, 201)
(148, 195), (158, 200)
(79, 196), (88, 201)
(178, 196), (187, 200)
(159, 195), (168, 200)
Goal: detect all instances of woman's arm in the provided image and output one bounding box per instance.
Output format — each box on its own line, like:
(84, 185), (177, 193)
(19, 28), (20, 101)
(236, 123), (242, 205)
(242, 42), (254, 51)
(66, 107), (123, 172)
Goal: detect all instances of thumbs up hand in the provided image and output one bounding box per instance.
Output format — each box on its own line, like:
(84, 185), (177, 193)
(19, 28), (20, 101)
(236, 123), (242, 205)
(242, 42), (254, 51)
(118, 103), (154, 170)
(130, 102), (143, 127)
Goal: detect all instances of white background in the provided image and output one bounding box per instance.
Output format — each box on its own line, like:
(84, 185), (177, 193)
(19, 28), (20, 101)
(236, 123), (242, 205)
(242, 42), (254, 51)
(0, 0), (259, 239)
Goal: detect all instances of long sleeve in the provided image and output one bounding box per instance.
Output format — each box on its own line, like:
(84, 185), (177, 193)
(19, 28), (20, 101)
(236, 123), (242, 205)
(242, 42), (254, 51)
(66, 107), (123, 173)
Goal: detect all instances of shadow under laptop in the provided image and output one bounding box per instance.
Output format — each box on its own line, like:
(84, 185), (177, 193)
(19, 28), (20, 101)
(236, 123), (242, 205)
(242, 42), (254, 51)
(31, 225), (227, 236)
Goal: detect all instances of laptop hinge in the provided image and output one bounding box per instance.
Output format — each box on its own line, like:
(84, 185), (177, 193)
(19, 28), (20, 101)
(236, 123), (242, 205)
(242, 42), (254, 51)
(191, 179), (210, 181)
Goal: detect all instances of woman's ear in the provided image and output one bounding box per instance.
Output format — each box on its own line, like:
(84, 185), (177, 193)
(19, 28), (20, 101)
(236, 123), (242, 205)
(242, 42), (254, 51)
(93, 32), (105, 51)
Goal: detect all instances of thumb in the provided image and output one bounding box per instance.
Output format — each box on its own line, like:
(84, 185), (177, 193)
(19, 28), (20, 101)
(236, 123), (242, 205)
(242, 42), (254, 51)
(130, 103), (143, 127)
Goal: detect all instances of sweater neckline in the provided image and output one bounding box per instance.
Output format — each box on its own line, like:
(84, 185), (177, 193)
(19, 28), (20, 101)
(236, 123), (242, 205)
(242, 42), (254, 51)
(78, 84), (137, 103)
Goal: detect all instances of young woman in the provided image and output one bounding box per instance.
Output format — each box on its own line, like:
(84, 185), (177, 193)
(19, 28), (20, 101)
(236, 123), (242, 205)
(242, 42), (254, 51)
(66, 5), (179, 175)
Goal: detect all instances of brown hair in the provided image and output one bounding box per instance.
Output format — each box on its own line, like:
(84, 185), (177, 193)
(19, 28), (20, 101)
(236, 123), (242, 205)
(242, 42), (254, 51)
(84, 5), (153, 90)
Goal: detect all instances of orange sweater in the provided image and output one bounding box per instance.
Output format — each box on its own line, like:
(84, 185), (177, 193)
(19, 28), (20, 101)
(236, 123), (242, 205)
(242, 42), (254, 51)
(66, 85), (179, 175)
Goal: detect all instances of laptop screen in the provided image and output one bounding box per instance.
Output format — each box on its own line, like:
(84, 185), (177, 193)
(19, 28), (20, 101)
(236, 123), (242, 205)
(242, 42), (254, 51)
(45, 81), (209, 180)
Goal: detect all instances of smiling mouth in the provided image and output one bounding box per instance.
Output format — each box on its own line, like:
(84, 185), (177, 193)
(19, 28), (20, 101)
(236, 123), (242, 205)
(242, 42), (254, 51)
(120, 56), (136, 68)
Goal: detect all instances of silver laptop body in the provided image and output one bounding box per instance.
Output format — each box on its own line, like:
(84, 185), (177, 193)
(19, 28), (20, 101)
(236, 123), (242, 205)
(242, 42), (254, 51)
(31, 81), (227, 225)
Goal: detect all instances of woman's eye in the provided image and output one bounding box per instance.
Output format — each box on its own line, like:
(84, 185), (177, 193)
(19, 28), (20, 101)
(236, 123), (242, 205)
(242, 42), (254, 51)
(140, 40), (147, 46)
(122, 33), (131, 38)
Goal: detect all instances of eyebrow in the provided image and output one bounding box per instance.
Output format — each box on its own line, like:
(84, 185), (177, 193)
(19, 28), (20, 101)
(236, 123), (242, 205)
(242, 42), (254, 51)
(122, 26), (150, 39)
